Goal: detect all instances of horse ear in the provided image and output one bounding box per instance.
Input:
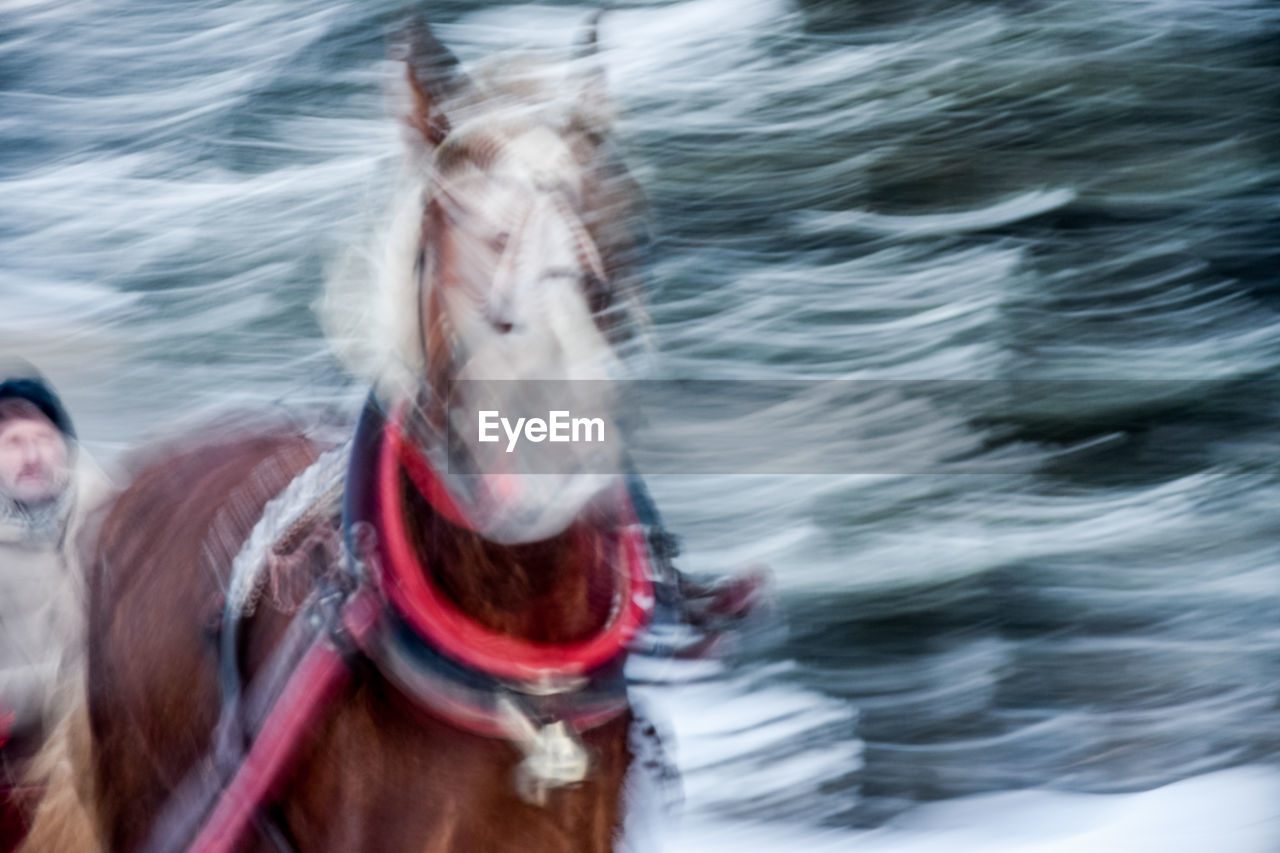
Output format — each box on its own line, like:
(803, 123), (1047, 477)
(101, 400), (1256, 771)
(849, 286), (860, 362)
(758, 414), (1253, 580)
(571, 12), (614, 144)
(574, 10), (603, 59)
(394, 17), (467, 148)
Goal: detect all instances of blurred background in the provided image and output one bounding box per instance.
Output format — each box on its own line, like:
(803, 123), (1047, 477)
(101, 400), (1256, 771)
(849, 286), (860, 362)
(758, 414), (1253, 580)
(3, 0), (1279, 848)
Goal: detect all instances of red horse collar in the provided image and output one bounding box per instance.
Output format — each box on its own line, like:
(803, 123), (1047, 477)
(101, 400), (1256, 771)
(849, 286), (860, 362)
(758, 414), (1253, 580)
(376, 402), (654, 683)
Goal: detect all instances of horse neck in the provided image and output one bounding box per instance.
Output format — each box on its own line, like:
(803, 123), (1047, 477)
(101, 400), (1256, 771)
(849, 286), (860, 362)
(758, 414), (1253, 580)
(397, 472), (615, 643)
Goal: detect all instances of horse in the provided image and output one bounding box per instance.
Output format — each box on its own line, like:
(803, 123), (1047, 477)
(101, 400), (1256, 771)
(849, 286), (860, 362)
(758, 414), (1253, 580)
(20, 17), (678, 853)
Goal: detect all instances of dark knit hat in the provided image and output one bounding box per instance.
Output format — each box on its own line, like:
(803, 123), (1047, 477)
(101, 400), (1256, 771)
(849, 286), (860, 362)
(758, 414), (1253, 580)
(0, 361), (76, 439)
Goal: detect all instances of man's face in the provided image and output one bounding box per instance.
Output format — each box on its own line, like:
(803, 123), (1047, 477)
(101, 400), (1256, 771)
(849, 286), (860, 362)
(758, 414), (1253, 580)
(0, 417), (69, 505)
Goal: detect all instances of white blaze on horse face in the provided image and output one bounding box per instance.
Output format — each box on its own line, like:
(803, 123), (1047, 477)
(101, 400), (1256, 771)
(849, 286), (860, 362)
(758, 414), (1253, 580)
(433, 128), (624, 543)
(436, 131), (619, 384)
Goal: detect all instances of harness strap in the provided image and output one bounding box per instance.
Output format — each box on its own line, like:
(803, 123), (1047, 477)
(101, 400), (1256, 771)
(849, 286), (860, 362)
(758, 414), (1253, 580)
(138, 584), (373, 853)
(187, 589), (379, 853)
(207, 443), (351, 797)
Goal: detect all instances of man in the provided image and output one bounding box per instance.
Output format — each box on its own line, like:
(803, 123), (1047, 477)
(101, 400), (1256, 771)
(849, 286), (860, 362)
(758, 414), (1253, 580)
(0, 364), (106, 848)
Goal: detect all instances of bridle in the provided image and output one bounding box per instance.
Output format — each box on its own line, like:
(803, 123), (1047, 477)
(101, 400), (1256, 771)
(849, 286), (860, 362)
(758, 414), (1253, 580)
(381, 127), (650, 719)
(414, 136), (615, 389)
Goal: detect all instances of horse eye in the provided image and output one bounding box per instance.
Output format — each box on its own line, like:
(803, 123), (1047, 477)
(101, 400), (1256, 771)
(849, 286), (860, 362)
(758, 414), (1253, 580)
(540, 267), (582, 284)
(583, 272), (611, 312)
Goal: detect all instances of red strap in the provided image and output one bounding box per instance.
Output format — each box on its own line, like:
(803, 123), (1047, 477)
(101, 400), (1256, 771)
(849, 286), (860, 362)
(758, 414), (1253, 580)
(187, 591), (379, 853)
(378, 404), (654, 682)
(390, 425), (474, 530)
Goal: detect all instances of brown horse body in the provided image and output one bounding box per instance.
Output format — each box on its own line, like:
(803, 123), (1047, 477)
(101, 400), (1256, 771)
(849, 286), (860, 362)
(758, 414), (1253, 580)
(84, 421), (634, 852)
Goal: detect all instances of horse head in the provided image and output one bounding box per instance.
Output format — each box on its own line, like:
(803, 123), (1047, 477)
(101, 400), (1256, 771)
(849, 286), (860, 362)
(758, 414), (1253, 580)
(358, 18), (648, 544)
